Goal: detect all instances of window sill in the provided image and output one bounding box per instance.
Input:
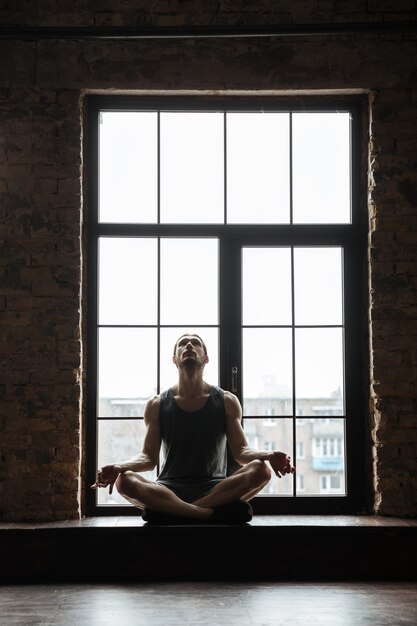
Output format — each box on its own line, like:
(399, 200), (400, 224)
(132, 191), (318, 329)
(2, 515), (416, 583)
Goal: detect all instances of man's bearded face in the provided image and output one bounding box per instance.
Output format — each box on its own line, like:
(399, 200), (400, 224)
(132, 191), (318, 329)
(174, 335), (208, 370)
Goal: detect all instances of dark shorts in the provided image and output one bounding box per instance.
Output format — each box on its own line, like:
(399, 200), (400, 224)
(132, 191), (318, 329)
(156, 478), (224, 503)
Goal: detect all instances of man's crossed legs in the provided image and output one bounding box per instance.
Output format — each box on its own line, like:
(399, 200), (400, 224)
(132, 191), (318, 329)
(115, 460), (272, 524)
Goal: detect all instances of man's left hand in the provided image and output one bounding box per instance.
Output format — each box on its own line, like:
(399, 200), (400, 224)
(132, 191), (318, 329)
(266, 451), (295, 477)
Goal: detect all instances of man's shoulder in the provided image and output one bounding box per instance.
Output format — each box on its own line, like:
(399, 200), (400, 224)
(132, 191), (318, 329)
(147, 393), (161, 405)
(146, 388), (174, 412)
(147, 388), (172, 404)
(209, 387), (240, 410)
(209, 386), (236, 400)
(144, 394), (161, 420)
(222, 390), (242, 417)
(221, 389), (234, 401)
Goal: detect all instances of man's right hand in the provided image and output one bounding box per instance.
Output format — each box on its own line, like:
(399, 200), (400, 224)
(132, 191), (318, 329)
(91, 464), (124, 494)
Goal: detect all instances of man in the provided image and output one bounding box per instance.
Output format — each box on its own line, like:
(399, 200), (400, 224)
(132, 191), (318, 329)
(92, 333), (295, 523)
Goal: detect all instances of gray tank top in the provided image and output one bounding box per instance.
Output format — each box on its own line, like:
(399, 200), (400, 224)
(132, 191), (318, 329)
(157, 386), (228, 481)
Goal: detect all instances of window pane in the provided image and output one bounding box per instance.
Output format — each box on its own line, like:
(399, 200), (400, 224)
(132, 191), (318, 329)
(98, 328), (157, 417)
(292, 112), (351, 224)
(99, 112), (157, 223)
(160, 327), (219, 391)
(227, 113), (290, 223)
(98, 237), (157, 325)
(160, 113), (224, 223)
(295, 418), (346, 495)
(97, 419), (157, 505)
(242, 328), (293, 416)
(244, 418), (293, 495)
(295, 328), (344, 416)
(242, 247), (292, 325)
(294, 247), (343, 326)
(160, 238), (218, 325)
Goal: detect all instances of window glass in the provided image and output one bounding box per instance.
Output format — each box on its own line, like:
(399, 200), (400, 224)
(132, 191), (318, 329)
(99, 237), (157, 325)
(295, 328), (344, 416)
(242, 328), (293, 416)
(160, 238), (218, 325)
(99, 112), (158, 223)
(242, 247), (292, 325)
(292, 112), (351, 224)
(296, 418), (345, 495)
(98, 328), (157, 417)
(244, 418), (293, 494)
(227, 113), (290, 223)
(160, 112), (224, 223)
(294, 247), (343, 326)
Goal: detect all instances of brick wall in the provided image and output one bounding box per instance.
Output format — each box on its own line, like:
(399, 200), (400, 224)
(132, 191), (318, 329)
(1, 1), (416, 520)
(0, 86), (82, 520)
(369, 87), (417, 516)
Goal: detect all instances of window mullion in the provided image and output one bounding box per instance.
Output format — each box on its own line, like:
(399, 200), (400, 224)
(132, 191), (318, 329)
(290, 245), (297, 497)
(219, 235), (241, 396)
(289, 111), (293, 225)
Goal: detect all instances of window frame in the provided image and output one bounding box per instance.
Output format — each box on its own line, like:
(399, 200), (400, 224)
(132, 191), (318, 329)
(85, 94), (367, 516)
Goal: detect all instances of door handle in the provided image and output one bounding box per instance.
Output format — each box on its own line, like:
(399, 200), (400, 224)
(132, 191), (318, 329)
(231, 366), (238, 394)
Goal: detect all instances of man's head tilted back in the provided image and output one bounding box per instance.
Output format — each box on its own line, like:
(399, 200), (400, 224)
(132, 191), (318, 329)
(172, 334), (209, 370)
(173, 333), (208, 356)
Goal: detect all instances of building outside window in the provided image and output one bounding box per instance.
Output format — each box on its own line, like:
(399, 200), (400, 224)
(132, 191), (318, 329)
(320, 474), (343, 494)
(86, 95), (365, 515)
(296, 441), (305, 460)
(296, 475), (305, 493)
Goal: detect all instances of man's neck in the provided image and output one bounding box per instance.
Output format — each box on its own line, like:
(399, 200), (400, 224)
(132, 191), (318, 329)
(175, 368), (208, 398)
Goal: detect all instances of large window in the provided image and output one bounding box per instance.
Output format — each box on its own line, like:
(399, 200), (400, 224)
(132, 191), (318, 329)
(86, 96), (365, 515)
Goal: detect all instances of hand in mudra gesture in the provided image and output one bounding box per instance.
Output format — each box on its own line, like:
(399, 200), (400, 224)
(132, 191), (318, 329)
(91, 464), (124, 494)
(266, 451), (295, 478)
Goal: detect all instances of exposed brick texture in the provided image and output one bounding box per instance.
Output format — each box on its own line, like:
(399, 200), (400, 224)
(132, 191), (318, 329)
(1, 2), (417, 520)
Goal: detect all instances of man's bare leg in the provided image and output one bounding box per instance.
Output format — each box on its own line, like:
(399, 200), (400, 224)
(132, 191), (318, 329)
(117, 461), (271, 521)
(115, 471), (212, 520)
(193, 460), (272, 509)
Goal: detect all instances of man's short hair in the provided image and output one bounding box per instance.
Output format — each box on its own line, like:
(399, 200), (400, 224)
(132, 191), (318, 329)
(173, 334), (208, 356)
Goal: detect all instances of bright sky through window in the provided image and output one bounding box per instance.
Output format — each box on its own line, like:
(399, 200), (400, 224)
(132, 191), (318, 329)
(98, 111), (348, 403)
(98, 111), (351, 225)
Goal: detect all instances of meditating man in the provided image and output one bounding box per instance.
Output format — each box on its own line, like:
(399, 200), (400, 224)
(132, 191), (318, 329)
(92, 333), (295, 523)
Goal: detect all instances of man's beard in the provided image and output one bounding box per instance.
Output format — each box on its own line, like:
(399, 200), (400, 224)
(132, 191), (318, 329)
(179, 355), (205, 370)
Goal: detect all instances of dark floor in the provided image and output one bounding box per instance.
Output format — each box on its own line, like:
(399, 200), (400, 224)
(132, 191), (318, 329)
(1, 581), (417, 626)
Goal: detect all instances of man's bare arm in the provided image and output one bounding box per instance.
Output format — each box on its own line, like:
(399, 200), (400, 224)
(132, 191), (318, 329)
(224, 391), (295, 477)
(91, 395), (161, 492)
